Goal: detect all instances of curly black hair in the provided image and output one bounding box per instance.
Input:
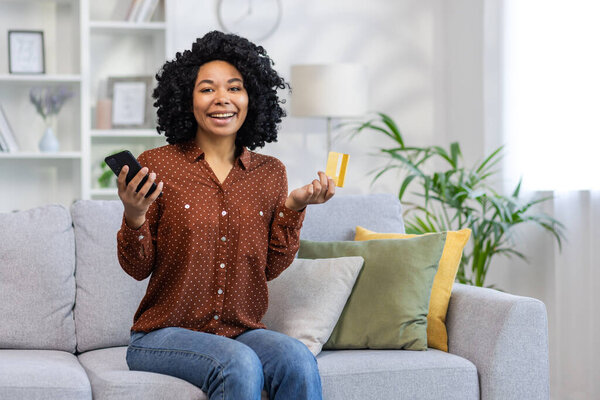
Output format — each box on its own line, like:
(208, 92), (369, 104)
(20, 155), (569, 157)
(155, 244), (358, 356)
(152, 30), (289, 150)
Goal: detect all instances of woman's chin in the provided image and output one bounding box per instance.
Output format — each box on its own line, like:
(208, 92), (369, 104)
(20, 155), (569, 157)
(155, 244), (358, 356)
(198, 128), (239, 138)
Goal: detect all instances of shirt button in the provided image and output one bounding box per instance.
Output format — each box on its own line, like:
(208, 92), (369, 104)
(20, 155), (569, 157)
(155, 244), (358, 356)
(222, 210), (227, 216)
(218, 289), (223, 294)
(184, 204), (190, 209)
(221, 236), (226, 241)
(220, 263), (225, 269)
(214, 315), (219, 320)
(279, 212), (284, 217)
(138, 235), (144, 240)
(259, 211), (263, 216)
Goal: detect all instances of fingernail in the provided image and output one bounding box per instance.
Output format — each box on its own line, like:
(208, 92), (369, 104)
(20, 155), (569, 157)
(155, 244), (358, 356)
(150, 172), (156, 179)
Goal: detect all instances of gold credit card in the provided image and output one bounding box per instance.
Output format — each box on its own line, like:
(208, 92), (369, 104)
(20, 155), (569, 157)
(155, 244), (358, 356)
(326, 152), (349, 187)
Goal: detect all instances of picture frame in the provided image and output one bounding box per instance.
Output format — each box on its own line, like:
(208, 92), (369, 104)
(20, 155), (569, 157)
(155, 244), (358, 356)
(8, 30), (45, 74)
(107, 76), (154, 129)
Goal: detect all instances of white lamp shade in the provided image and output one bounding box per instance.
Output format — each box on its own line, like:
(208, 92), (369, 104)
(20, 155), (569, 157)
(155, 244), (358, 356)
(290, 64), (368, 118)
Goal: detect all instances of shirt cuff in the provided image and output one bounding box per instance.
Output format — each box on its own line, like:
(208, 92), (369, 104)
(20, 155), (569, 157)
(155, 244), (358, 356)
(118, 214), (152, 253)
(274, 203), (306, 229)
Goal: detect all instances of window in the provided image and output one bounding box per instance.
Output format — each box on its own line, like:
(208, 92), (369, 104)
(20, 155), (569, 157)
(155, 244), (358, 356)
(502, 0), (600, 190)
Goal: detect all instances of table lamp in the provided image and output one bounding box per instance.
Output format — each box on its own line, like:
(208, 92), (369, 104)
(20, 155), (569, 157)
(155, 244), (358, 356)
(290, 64), (368, 152)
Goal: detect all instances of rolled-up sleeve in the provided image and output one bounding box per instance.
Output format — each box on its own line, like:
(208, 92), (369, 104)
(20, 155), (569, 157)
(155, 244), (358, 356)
(265, 162), (306, 281)
(116, 152), (160, 281)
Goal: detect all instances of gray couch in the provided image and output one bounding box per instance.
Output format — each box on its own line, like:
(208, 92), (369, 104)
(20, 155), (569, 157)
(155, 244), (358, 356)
(0, 193), (549, 400)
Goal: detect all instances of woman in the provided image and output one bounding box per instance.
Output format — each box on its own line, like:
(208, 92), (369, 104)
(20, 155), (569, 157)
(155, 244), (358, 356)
(116, 31), (333, 400)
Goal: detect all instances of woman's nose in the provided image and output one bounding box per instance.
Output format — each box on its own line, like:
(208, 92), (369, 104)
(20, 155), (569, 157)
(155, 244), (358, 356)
(214, 89), (230, 105)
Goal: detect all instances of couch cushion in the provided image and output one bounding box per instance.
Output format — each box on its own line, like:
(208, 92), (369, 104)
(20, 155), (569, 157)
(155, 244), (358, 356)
(262, 256), (365, 356)
(0, 204), (77, 352)
(299, 235), (446, 350)
(77, 347), (204, 400)
(0, 349), (91, 400)
(77, 346), (477, 400)
(77, 347), (268, 400)
(318, 349), (479, 400)
(355, 226), (472, 352)
(70, 200), (148, 353)
(300, 193), (405, 242)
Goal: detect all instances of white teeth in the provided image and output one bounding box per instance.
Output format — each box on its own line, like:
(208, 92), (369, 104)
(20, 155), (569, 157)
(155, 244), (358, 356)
(210, 113), (234, 118)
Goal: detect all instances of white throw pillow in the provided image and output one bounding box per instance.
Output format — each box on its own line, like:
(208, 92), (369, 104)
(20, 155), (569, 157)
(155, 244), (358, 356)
(262, 256), (365, 356)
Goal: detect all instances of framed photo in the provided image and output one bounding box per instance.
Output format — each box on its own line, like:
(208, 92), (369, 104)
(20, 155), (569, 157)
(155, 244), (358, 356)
(108, 76), (154, 129)
(8, 30), (45, 74)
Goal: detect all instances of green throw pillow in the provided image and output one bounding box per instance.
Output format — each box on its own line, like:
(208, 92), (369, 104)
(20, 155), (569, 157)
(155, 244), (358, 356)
(298, 233), (447, 350)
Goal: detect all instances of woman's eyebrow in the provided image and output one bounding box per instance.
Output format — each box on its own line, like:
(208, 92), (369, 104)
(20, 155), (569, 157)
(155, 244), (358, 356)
(196, 78), (243, 87)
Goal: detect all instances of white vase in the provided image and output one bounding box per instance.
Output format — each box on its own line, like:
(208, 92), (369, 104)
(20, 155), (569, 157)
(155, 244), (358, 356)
(39, 118), (60, 153)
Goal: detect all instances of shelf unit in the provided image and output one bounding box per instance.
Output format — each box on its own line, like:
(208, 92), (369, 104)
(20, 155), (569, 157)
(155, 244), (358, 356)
(89, 21), (167, 33)
(0, 74), (82, 82)
(0, 0), (172, 212)
(0, 152), (82, 159)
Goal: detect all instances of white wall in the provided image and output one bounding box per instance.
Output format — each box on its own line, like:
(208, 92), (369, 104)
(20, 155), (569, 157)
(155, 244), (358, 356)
(168, 0), (543, 296)
(168, 0), (441, 194)
(170, 2), (593, 398)
(169, 2), (553, 294)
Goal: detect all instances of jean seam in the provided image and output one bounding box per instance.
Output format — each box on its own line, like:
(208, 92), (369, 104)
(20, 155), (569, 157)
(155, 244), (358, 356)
(127, 345), (226, 399)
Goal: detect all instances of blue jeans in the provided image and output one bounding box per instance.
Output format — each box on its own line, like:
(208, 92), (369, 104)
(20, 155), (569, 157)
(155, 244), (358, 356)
(126, 326), (323, 400)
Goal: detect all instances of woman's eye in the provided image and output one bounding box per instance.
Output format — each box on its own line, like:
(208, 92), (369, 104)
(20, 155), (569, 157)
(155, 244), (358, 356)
(200, 88), (213, 93)
(230, 87), (241, 92)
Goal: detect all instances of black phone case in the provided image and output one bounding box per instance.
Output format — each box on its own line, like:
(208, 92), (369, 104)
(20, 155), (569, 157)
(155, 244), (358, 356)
(104, 150), (162, 198)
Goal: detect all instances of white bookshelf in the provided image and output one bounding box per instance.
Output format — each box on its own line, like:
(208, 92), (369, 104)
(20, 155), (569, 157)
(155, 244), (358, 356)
(89, 20), (167, 34)
(91, 129), (160, 138)
(0, 74), (82, 83)
(90, 187), (118, 196)
(0, 152), (81, 159)
(0, 0), (172, 212)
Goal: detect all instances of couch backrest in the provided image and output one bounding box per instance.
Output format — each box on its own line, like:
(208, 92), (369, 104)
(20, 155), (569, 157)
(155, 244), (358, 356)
(70, 200), (148, 353)
(3, 194), (404, 353)
(300, 193), (405, 241)
(0, 204), (77, 352)
(70, 194), (405, 352)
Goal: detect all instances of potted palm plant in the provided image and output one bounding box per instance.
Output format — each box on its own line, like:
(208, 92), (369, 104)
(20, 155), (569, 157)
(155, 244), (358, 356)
(340, 112), (566, 288)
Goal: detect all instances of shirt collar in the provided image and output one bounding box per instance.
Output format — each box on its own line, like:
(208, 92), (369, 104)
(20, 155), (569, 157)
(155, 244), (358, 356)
(178, 139), (251, 170)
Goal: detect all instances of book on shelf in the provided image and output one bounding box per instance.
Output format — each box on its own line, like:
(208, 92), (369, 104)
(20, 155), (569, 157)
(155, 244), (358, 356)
(126, 0), (160, 22)
(137, 0), (160, 22)
(126, 0), (143, 21)
(0, 130), (7, 152)
(0, 104), (19, 153)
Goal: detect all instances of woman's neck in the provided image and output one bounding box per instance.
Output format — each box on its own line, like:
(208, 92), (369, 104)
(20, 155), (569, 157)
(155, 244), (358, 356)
(194, 135), (237, 165)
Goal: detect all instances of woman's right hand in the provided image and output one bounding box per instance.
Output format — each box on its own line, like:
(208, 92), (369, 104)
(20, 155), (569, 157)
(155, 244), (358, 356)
(117, 165), (163, 229)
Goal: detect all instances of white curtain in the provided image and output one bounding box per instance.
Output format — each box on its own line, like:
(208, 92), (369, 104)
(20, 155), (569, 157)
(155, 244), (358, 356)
(547, 190), (600, 399)
(498, 1), (600, 398)
(485, 189), (600, 399)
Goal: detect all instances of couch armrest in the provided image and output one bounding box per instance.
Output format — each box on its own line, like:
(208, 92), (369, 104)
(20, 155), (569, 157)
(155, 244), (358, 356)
(446, 283), (549, 400)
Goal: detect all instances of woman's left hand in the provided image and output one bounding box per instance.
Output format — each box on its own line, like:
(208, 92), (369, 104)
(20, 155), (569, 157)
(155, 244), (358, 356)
(285, 171), (335, 211)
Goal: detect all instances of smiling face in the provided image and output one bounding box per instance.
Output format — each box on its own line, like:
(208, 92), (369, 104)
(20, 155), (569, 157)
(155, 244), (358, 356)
(192, 60), (249, 141)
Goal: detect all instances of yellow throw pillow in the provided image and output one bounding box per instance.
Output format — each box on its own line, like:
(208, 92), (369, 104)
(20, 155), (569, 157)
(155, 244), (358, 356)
(354, 225), (471, 352)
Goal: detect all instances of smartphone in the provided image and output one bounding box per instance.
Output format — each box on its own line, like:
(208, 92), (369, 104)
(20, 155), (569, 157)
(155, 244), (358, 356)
(104, 150), (162, 198)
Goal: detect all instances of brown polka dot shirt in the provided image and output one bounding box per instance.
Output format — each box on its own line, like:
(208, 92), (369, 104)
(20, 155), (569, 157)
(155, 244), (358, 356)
(117, 139), (306, 338)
